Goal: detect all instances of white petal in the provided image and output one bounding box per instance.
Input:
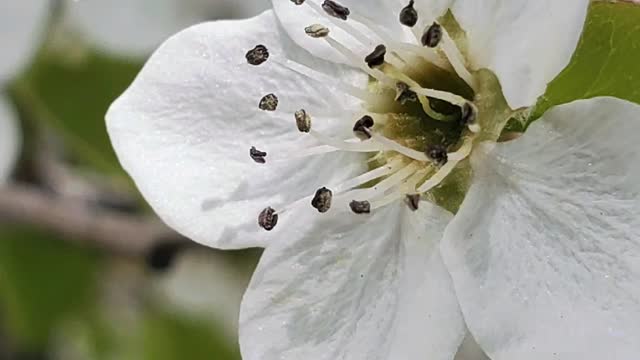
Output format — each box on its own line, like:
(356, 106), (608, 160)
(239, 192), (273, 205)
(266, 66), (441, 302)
(66, 0), (269, 57)
(0, 96), (21, 184)
(451, 0), (589, 109)
(0, 0), (48, 82)
(106, 11), (368, 249)
(442, 97), (640, 359)
(272, 0), (413, 64)
(240, 198), (466, 360)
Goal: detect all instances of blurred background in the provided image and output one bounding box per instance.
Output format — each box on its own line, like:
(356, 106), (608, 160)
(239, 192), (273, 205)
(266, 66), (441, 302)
(0, 1), (269, 359)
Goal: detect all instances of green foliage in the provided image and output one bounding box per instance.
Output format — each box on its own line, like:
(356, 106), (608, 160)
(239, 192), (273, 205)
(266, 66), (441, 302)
(534, 1), (640, 119)
(137, 310), (240, 360)
(0, 227), (100, 349)
(19, 51), (143, 174)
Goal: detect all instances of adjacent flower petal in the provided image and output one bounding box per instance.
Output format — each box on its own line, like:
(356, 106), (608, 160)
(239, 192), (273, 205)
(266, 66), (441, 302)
(0, 96), (21, 184)
(107, 11), (367, 249)
(0, 0), (48, 82)
(442, 97), (640, 359)
(67, 0), (268, 57)
(272, 0), (413, 64)
(451, 0), (589, 109)
(240, 198), (466, 360)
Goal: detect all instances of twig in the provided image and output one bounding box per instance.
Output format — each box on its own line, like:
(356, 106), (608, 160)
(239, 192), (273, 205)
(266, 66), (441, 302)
(0, 184), (190, 257)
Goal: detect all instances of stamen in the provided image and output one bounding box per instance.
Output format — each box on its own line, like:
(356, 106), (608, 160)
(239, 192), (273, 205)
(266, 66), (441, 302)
(349, 200), (371, 214)
(311, 187), (333, 213)
(426, 144), (448, 167)
(365, 45), (387, 68)
(365, 130), (430, 162)
(439, 26), (475, 88)
(321, 0), (350, 20)
(399, 0), (418, 27)
(322, 36), (395, 87)
(258, 207), (278, 231)
(395, 82), (418, 105)
(249, 146), (267, 164)
(271, 57), (371, 101)
(369, 168), (427, 210)
(309, 129), (382, 152)
(421, 22), (442, 48)
(417, 137), (473, 193)
(333, 159), (403, 193)
(460, 102), (477, 126)
(295, 109), (312, 133)
(362, 162), (420, 199)
(259, 94), (279, 111)
(388, 41), (449, 70)
(411, 87), (468, 106)
(405, 194), (420, 211)
(305, 24), (330, 38)
(353, 115), (374, 140)
(245, 44), (269, 66)
(304, 2), (375, 49)
(346, 13), (410, 65)
(278, 160), (402, 216)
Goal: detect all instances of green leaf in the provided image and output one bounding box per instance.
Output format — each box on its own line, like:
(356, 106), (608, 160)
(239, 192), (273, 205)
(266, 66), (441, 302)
(136, 310), (240, 360)
(534, 1), (640, 118)
(16, 51), (143, 174)
(0, 226), (101, 349)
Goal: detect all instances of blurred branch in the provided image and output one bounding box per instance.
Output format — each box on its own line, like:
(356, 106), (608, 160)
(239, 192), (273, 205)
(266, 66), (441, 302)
(0, 184), (189, 257)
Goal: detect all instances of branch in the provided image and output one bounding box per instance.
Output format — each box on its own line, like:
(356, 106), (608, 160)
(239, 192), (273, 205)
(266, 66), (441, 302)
(0, 184), (190, 257)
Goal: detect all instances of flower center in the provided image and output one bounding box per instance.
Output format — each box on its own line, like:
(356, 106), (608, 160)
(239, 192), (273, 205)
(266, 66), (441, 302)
(247, 0), (513, 231)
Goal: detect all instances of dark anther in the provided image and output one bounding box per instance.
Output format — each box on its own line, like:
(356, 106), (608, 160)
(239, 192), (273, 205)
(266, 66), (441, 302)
(405, 194), (420, 211)
(421, 22), (443, 48)
(395, 82), (418, 105)
(250, 146), (267, 164)
(426, 144), (448, 166)
(399, 0), (418, 27)
(311, 187), (333, 213)
(245, 44), (269, 66)
(259, 93), (279, 111)
(295, 109), (311, 132)
(460, 102), (477, 126)
(322, 0), (350, 20)
(365, 45), (387, 68)
(353, 115), (374, 140)
(305, 24), (330, 38)
(291, 0), (305, 4)
(258, 207), (278, 231)
(349, 200), (371, 214)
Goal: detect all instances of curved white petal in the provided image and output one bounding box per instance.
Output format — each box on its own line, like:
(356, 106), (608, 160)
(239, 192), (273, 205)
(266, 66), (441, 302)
(107, 11), (367, 249)
(67, 0), (269, 57)
(442, 97), (640, 359)
(451, 0), (589, 109)
(0, 96), (21, 183)
(240, 197), (465, 360)
(0, 0), (49, 82)
(272, 0), (413, 64)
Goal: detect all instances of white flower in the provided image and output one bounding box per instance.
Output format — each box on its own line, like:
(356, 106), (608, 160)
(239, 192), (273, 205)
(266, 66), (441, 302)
(106, 1), (640, 359)
(65, 0), (270, 57)
(0, 1), (49, 182)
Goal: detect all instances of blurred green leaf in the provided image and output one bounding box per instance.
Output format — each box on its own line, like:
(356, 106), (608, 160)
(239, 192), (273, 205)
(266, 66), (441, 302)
(138, 310), (240, 360)
(0, 226), (100, 349)
(533, 2), (640, 119)
(20, 51), (143, 174)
